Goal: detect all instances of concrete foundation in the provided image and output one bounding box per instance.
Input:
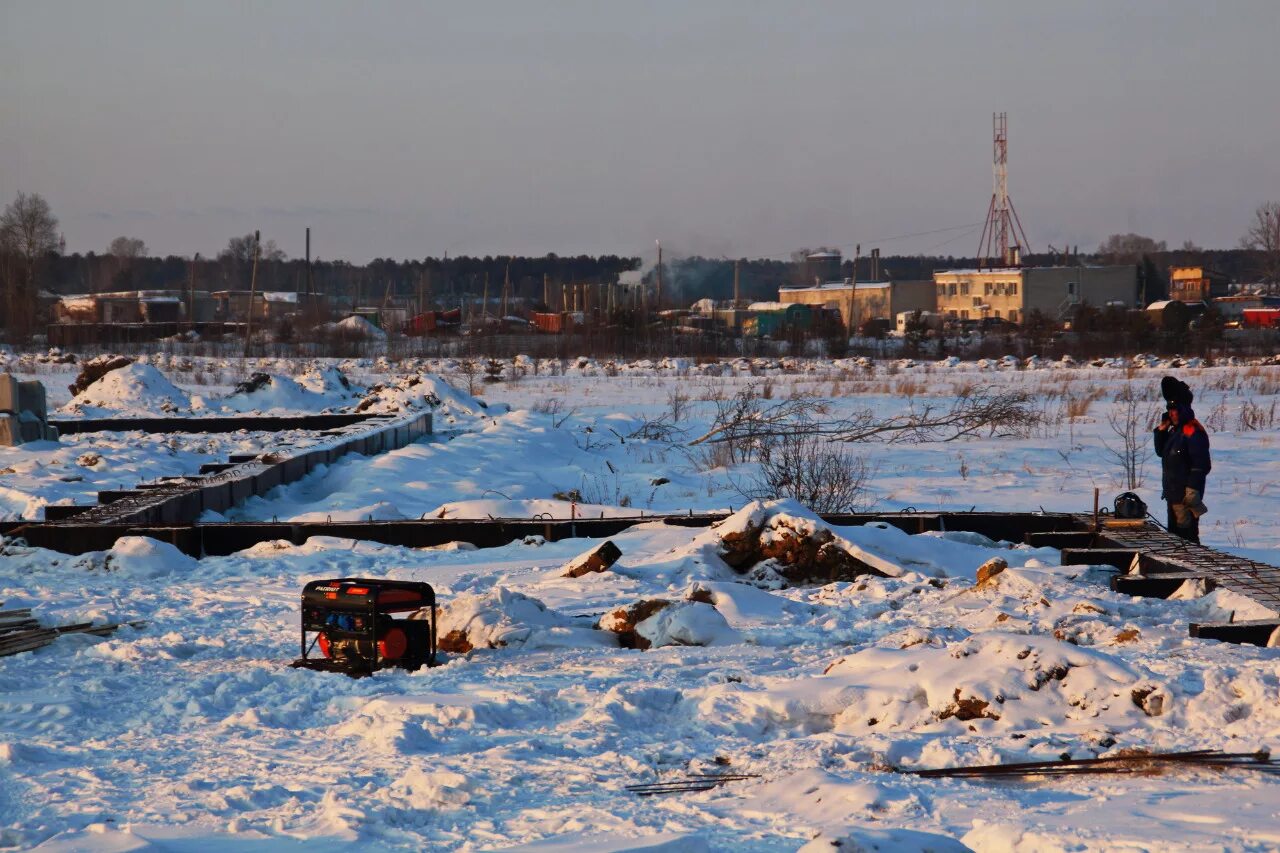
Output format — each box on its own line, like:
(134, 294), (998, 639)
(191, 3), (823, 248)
(0, 376), (56, 446)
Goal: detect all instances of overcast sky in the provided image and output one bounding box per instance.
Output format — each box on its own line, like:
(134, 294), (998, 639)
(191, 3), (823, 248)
(3, 1), (1278, 263)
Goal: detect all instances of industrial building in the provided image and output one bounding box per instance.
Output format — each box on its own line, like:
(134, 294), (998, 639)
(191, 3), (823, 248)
(933, 265), (1139, 323)
(778, 279), (935, 332)
(1169, 266), (1229, 303)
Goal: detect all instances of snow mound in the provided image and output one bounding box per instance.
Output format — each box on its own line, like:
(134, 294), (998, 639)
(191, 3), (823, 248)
(216, 371), (354, 414)
(635, 600), (739, 649)
(436, 587), (611, 652)
(103, 536), (199, 577)
(821, 632), (1164, 733)
(357, 373), (496, 422)
(317, 314), (387, 340)
(598, 599), (739, 649)
(299, 365), (358, 396)
(62, 363), (191, 416)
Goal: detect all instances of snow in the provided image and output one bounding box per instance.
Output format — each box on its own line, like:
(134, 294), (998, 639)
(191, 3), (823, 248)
(317, 315), (387, 340)
(2, 354), (1280, 849)
(63, 362), (192, 416)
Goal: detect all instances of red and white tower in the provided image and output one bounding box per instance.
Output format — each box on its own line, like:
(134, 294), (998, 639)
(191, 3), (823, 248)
(977, 112), (1032, 268)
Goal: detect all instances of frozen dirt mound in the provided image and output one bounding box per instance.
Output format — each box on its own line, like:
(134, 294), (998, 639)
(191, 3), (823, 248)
(298, 365), (358, 398)
(357, 373), (496, 423)
(63, 362), (191, 416)
(216, 370), (356, 414)
(820, 632), (1167, 732)
(435, 587), (611, 653)
(680, 500), (903, 587)
(597, 598), (739, 650)
(67, 354), (133, 397)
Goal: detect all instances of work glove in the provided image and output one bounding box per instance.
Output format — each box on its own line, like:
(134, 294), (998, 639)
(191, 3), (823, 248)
(1183, 487), (1208, 519)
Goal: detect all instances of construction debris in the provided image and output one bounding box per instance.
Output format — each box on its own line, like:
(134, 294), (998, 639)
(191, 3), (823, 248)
(561, 539), (623, 578)
(710, 504), (890, 586)
(910, 749), (1277, 779)
(0, 374), (58, 446)
(67, 355), (134, 396)
(0, 603), (144, 658)
(625, 773), (760, 796)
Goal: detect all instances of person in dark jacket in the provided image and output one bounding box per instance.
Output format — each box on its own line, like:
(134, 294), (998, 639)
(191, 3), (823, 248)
(1153, 377), (1211, 543)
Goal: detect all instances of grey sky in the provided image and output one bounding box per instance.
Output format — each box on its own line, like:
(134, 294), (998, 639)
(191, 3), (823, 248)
(3, 0), (1278, 263)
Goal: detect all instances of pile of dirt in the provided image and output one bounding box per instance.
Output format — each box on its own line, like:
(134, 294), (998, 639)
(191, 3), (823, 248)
(68, 355), (133, 396)
(233, 372), (272, 396)
(714, 505), (889, 586)
(597, 597), (738, 650)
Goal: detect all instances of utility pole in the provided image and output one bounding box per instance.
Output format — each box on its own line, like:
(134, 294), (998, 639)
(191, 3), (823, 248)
(304, 228), (311, 298)
(305, 227), (314, 321)
(482, 272), (490, 322)
(733, 259), (740, 306)
(243, 230), (260, 359)
(543, 273), (549, 308)
(188, 253), (198, 325)
(502, 260), (510, 320)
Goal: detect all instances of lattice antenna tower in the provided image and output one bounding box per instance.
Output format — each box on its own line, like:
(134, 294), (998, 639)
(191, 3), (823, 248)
(977, 112), (1032, 268)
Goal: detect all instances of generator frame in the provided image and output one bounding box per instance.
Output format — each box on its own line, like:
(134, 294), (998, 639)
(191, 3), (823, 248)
(290, 577), (437, 677)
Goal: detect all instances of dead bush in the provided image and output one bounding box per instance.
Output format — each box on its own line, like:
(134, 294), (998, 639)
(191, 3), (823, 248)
(738, 433), (873, 513)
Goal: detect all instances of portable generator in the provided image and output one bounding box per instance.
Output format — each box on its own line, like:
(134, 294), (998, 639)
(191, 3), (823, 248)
(289, 578), (437, 677)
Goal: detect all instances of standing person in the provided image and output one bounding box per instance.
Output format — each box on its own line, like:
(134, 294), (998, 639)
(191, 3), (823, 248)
(1153, 376), (1211, 543)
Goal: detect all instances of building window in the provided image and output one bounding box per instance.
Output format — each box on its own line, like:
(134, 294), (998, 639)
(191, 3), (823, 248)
(960, 283), (970, 295)
(948, 310), (958, 318)
(1067, 281), (1077, 297)
(1008, 309), (1018, 322)
(937, 284), (946, 296)
(1010, 282), (1017, 295)
(973, 297), (982, 306)
(984, 282), (992, 296)
(993, 309), (1001, 319)
(961, 310), (969, 320)
(949, 283), (957, 296)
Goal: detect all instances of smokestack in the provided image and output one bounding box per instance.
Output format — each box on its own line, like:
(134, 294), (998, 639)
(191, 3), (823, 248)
(655, 240), (663, 311)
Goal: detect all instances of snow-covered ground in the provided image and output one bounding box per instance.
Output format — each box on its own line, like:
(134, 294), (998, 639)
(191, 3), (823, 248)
(3, 352), (1280, 850)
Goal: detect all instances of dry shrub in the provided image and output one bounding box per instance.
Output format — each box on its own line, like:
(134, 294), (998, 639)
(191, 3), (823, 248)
(739, 433), (873, 513)
(1064, 387), (1106, 419)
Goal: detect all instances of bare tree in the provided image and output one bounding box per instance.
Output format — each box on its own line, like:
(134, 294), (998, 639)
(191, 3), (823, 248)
(220, 233), (286, 263)
(1103, 385), (1151, 490)
(690, 382), (828, 463)
(0, 191), (60, 338)
(1239, 201), (1280, 286)
(688, 384), (1040, 450)
(106, 236), (148, 291)
(108, 236), (148, 259)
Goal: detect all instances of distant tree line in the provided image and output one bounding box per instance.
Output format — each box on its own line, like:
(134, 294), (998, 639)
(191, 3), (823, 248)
(5, 189), (1280, 341)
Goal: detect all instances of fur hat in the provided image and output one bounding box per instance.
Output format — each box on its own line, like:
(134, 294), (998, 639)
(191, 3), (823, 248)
(1161, 375), (1194, 407)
